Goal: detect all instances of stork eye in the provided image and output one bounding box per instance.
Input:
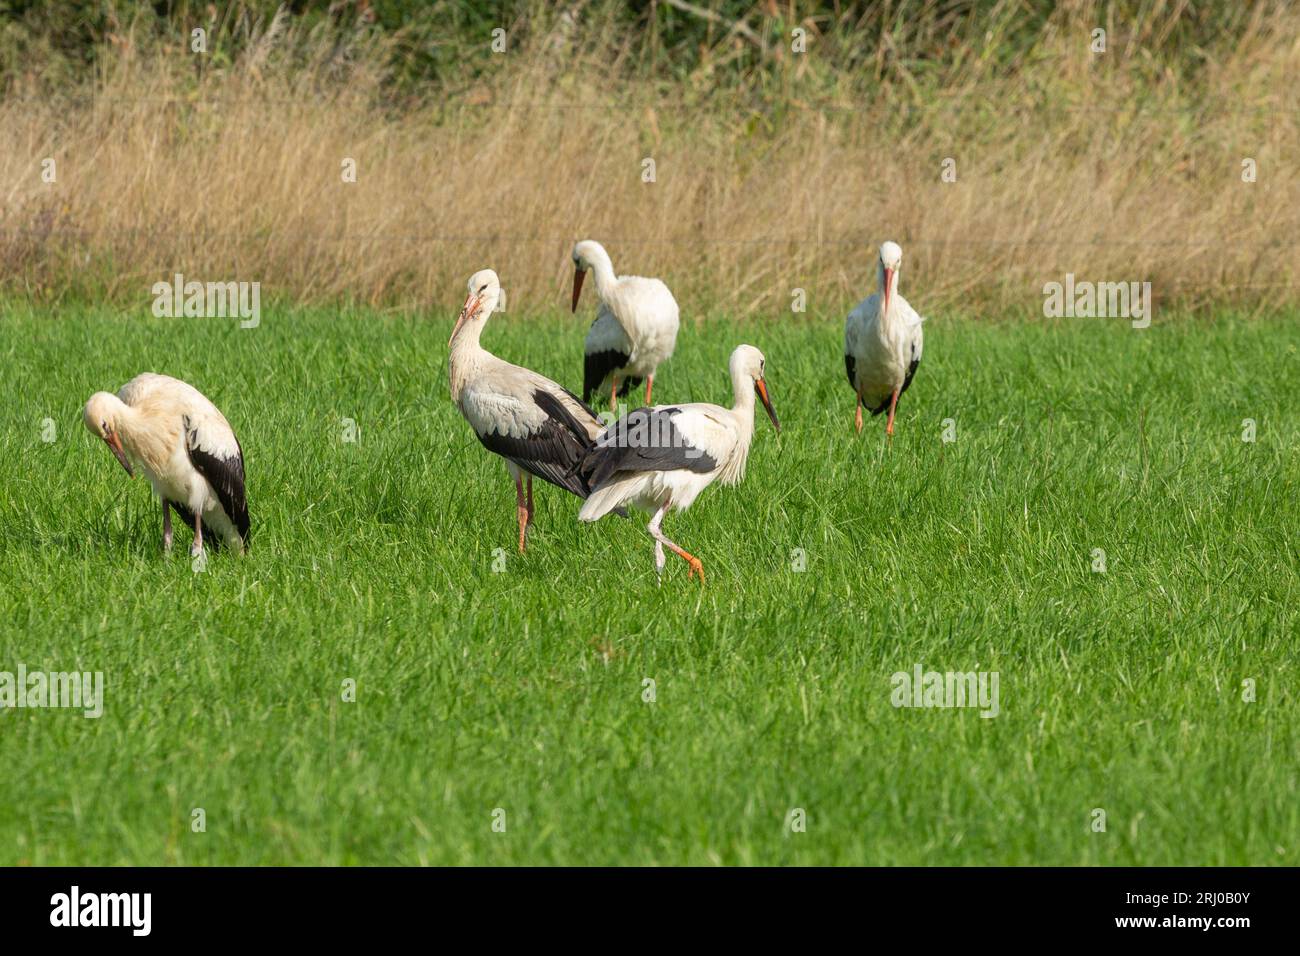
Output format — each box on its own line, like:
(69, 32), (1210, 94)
(478, 284), (488, 293)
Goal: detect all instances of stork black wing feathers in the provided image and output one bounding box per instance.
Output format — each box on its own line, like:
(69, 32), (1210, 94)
(475, 389), (597, 498)
(583, 348), (635, 403)
(580, 407), (717, 491)
(900, 353), (921, 398)
(551, 385), (602, 426)
(183, 422), (250, 542)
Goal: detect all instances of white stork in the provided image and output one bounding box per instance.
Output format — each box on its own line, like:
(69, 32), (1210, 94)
(571, 239), (680, 409)
(82, 374), (249, 554)
(577, 344), (779, 583)
(450, 268), (608, 552)
(844, 241), (925, 435)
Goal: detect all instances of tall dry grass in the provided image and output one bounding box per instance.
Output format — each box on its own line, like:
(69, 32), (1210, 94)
(1, 0), (1298, 317)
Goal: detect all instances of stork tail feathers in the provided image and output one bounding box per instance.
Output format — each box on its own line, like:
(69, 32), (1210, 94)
(578, 475), (641, 522)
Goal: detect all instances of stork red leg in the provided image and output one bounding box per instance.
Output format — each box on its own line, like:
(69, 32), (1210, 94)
(525, 476), (534, 531)
(647, 500), (705, 583)
(162, 500), (173, 552)
(514, 474), (528, 554)
(645, 375), (654, 406)
(610, 377), (619, 412)
(190, 509), (203, 557)
(672, 543), (705, 582)
(855, 396), (863, 434)
(885, 388), (900, 437)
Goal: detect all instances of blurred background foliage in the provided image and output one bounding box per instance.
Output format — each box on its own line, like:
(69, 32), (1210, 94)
(0, 2), (1295, 312)
(0, 1), (1278, 100)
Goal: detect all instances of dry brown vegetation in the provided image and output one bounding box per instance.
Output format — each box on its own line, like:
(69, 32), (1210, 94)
(2, 0), (1298, 317)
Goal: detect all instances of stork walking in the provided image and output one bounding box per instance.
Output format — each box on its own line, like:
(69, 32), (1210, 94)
(578, 345), (779, 583)
(844, 241), (925, 436)
(571, 239), (680, 409)
(450, 268), (608, 553)
(82, 374), (249, 554)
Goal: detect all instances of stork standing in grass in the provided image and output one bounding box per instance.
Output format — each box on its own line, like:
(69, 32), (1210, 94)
(572, 239), (680, 409)
(844, 241), (925, 436)
(450, 268), (608, 553)
(83, 374), (249, 555)
(578, 345), (779, 583)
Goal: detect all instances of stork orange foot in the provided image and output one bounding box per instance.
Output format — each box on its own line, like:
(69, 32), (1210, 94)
(685, 555), (705, 582)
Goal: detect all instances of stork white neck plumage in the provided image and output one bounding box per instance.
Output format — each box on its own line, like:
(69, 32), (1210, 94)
(571, 239), (618, 307)
(720, 344), (779, 484)
(730, 351), (758, 425)
(449, 269), (503, 401)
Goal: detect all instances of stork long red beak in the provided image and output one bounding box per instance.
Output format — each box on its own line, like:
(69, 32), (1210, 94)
(571, 267), (586, 313)
(755, 378), (780, 433)
(449, 292), (480, 345)
(882, 267), (895, 319)
(104, 431), (133, 477)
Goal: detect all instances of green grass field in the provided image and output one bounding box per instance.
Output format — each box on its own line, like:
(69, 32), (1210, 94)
(0, 303), (1297, 865)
